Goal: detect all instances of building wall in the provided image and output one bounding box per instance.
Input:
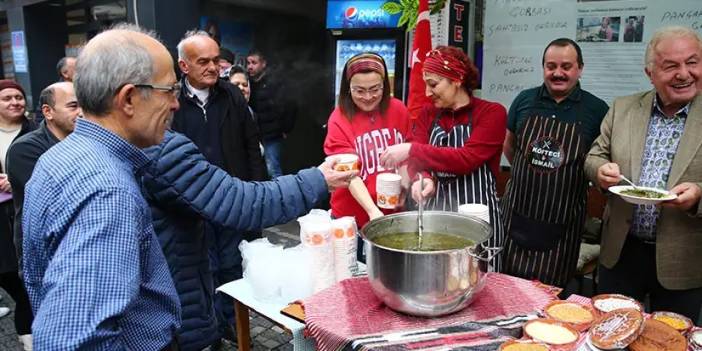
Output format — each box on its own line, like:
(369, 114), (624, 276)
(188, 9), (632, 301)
(202, 1), (333, 175)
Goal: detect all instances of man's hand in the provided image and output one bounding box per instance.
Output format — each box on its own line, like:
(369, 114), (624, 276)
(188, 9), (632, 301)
(596, 162), (621, 189)
(411, 177), (435, 205)
(0, 174), (11, 193)
(318, 158), (358, 192)
(380, 143), (411, 169)
(662, 182), (702, 212)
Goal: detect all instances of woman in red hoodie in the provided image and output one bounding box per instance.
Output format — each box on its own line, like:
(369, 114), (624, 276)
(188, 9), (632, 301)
(324, 53), (410, 260)
(380, 46), (506, 270)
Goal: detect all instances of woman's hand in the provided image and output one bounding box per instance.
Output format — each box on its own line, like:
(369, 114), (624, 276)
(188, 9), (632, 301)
(411, 177), (435, 205)
(0, 174), (11, 193)
(368, 208), (384, 221)
(380, 143), (411, 169)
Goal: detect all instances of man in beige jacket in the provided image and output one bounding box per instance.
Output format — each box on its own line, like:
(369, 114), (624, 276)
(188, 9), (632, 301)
(585, 26), (702, 322)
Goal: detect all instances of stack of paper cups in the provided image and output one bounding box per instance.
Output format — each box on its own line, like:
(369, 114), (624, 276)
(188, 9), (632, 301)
(297, 210), (335, 293)
(457, 203), (491, 224)
(331, 216), (358, 282)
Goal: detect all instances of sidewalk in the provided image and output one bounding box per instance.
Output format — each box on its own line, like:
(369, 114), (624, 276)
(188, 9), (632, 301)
(0, 221), (302, 351)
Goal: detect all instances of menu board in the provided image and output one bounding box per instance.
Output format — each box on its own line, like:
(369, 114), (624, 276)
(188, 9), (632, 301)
(483, 0), (702, 109)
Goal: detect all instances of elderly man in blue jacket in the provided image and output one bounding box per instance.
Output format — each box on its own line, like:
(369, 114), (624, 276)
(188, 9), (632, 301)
(141, 130), (354, 350)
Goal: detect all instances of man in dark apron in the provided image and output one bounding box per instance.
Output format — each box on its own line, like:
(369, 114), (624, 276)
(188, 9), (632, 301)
(501, 38), (609, 287)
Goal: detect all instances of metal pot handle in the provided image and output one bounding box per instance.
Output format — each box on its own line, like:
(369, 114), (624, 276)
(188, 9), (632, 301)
(468, 245), (503, 262)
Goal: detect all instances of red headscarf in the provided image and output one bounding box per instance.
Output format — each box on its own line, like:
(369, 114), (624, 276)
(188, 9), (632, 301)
(423, 49), (468, 83)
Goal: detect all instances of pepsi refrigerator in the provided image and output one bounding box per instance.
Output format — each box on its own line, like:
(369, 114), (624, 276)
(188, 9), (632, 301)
(327, 0), (408, 105)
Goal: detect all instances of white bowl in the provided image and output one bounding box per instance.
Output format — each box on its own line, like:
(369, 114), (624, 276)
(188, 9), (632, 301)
(608, 185), (677, 205)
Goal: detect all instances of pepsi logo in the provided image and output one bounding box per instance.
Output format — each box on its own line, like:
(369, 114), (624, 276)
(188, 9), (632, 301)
(345, 7), (358, 20)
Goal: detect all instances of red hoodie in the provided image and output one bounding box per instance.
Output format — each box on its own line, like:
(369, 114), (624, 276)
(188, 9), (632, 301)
(324, 98), (410, 229)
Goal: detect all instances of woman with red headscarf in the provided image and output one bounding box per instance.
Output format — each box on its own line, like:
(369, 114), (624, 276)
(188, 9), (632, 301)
(380, 46), (506, 269)
(324, 52), (411, 261)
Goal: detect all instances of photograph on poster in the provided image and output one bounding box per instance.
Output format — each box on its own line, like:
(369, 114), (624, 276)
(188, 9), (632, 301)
(623, 16), (644, 42)
(577, 16), (620, 42)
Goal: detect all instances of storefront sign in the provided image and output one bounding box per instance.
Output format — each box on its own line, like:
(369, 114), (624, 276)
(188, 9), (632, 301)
(448, 0), (470, 53)
(327, 0), (401, 29)
(11, 31), (28, 73)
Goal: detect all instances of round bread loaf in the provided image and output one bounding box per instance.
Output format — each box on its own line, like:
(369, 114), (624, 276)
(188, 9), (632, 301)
(589, 308), (644, 349)
(629, 319), (687, 351)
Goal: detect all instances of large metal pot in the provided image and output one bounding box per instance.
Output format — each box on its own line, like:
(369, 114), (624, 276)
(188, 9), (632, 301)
(360, 211), (500, 317)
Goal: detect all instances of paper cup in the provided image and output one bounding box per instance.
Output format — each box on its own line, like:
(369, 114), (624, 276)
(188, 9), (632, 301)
(376, 172), (402, 209)
(325, 154), (359, 171)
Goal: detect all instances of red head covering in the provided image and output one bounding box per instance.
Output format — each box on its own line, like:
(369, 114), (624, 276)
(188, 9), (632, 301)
(423, 49), (468, 83)
(346, 53), (385, 80)
(0, 80), (25, 98)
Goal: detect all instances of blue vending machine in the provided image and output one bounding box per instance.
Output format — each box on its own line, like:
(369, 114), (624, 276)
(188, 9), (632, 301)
(327, 0), (407, 105)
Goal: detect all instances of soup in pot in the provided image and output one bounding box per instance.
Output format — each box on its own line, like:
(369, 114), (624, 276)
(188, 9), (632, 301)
(372, 232), (474, 251)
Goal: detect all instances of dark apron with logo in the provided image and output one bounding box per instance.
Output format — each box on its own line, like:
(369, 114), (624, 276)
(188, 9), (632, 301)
(426, 110), (505, 272)
(500, 98), (589, 287)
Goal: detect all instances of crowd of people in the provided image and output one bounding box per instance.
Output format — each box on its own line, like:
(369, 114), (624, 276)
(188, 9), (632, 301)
(0, 20), (699, 350)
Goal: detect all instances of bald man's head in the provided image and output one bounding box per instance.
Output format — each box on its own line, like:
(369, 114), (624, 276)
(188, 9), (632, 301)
(40, 82), (80, 140)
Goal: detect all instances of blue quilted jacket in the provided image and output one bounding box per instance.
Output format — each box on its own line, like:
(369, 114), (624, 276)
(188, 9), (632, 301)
(141, 131), (327, 350)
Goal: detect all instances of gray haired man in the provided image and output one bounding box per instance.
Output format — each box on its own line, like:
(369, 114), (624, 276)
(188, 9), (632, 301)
(22, 24), (183, 350)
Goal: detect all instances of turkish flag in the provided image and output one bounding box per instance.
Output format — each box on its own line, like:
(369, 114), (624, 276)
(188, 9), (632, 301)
(407, 0), (432, 121)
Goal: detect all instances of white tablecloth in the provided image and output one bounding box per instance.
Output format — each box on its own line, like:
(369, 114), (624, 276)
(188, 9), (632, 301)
(216, 279), (315, 351)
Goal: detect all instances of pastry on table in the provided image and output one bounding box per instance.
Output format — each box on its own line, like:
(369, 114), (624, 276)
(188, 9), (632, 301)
(651, 311), (693, 334)
(498, 339), (551, 351)
(523, 318), (578, 348)
(589, 308), (644, 350)
(591, 294), (643, 315)
(629, 318), (687, 351)
(543, 300), (595, 331)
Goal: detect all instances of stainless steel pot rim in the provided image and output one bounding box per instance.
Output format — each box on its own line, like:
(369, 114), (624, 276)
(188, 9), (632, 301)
(360, 210), (493, 255)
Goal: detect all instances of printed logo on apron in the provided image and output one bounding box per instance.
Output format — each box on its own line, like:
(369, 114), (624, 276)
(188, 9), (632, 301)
(526, 135), (564, 172)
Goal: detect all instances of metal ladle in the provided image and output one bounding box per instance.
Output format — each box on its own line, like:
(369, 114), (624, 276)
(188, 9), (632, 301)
(416, 174), (425, 250)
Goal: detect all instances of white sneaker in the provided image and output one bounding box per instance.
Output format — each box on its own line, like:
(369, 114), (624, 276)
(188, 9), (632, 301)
(0, 306), (10, 318)
(19, 334), (33, 351)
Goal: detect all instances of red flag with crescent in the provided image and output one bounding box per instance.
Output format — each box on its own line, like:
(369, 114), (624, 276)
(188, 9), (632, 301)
(407, 0), (432, 120)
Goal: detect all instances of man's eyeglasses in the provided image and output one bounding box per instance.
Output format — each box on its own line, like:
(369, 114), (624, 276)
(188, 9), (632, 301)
(350, 85), (384, 98)
(134, 82), (182, 98)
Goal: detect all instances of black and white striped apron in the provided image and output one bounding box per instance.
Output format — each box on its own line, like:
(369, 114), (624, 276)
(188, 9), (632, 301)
(500, 102), (588, 287)
(426, 111), (505, 272)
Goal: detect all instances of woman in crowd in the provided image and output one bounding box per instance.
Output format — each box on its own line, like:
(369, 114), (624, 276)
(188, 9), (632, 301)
(324, 52), (410, 260)
(229, 65), (251, 103)
(0, 80), (35, 350)
(380, 46), (506, 270)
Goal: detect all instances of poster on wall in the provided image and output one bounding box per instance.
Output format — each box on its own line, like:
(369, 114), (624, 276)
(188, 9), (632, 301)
(200, 17), (253, 67)
(482, 0), (702, 108)
(11, 31), (28, 73)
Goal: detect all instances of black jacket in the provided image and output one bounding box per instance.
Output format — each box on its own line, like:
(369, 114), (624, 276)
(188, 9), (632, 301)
(249, 71), (296, 140)
(172, 78), (267, 181)
(1, 118), (37, 274)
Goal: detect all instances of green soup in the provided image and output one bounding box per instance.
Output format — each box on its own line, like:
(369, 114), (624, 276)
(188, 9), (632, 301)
(621, 188), (666, 199)
(372, 232), (475, 251)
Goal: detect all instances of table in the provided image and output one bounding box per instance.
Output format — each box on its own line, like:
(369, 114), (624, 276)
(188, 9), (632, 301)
(216, 279), (315, 351)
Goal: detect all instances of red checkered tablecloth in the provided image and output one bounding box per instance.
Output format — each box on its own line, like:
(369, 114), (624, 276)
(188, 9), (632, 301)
(302, 273), (558, 351)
